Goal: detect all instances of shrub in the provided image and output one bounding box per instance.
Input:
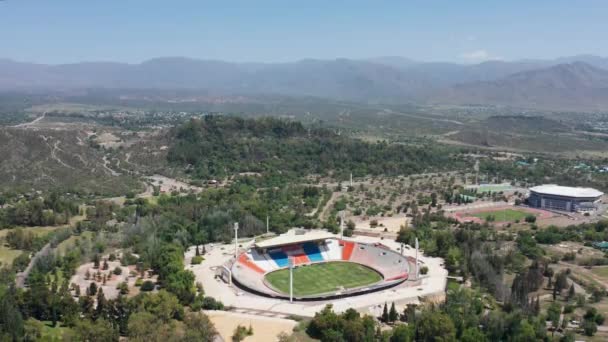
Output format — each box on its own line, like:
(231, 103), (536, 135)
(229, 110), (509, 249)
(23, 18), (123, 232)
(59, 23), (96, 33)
(134, 278), (143, 287)
(140, 280), (155, 292)
(116, 281), (129, 295)
(113, 266), (122, 275)
(191, 255), (204, 265)
(420, 266), (429, 275)
(525, 215), (537, 223)
(202, 296), (224, 310)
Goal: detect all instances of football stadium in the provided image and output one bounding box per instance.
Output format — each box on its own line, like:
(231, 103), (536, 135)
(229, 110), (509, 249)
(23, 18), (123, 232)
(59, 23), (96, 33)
(528, 184), (604, 212)
(227, 231), (411, 300)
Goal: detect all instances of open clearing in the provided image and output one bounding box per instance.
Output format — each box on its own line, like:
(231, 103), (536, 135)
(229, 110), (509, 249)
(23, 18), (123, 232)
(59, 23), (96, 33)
(265, 261), (382, 296)
(471, 208), (531, 221)
(206, 311), (297, 342)
(591, 267), (608, 281)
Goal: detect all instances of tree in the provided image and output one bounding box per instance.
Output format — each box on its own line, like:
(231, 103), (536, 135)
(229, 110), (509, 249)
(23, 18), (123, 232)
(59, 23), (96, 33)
(88, 282), (98, 297)
(231, 325), (251, 342)
(547, 302), (561, 335)
(183, 312), (218, 342)
(416, 310), (456, 342)
(582, 320), (597, 336)
(390, 324), (414, 342)
(567, 284), (575, 301)
(95, 288), (109, 321)
(71, 318), (118, 342)
(460, 327), (487, 342)
(128, 311), (174, 342)
(381, 303), (389, 323)
(23, 318), (44, 341)
(388, 302), (398, 323)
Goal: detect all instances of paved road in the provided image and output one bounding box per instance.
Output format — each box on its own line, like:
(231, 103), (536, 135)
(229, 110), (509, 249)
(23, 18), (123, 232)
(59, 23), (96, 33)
(15, 243), (51, 288)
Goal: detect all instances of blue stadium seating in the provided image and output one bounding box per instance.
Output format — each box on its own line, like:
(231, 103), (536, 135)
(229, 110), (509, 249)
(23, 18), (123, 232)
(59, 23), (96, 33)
(302, 242), (324, 262)
(268, 250), (289, 267)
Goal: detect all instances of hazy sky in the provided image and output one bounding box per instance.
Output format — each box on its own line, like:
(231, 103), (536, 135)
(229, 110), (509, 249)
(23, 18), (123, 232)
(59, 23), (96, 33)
(2, 0), (607, 64)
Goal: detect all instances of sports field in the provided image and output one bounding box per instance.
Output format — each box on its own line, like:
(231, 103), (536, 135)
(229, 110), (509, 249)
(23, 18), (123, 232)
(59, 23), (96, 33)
(473, 183), (513, 193)
(264, 261), (382, 296)
(471, 208), (531, 221)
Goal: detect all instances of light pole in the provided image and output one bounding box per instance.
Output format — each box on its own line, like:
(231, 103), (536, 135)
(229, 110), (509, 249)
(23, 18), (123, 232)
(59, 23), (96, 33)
(289, 256), (294, 303)
(415, 238), (419, 279)
(234, 222), (239, 259)
(266, 215), (269, 235)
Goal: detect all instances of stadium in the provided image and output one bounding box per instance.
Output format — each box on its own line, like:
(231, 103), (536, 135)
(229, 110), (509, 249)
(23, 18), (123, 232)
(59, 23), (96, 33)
(226, 230), (412, 300)
(528, 184), (604, 212)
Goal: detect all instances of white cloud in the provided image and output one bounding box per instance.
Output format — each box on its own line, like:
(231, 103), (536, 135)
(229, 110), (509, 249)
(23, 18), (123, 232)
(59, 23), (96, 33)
(459, 49), (502, 62)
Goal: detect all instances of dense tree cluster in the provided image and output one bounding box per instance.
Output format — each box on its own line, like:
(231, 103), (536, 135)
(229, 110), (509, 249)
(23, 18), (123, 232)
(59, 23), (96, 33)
(168, 115), (470, 181)
(0, 193), (79, 228)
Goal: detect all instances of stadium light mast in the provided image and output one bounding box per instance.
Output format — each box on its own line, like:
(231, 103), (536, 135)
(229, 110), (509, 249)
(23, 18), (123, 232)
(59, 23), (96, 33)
(415, 238), (419, 279)
(266, 215), (269, 235)
(234, 222), (239, 259)
(350, 173), (353, 187)
(289, 256), (294, 303)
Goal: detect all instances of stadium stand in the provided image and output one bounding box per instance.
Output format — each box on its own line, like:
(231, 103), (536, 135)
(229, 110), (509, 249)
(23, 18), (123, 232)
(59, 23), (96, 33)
(268, 249), (289, 268)
(237, 254), (265, 274)
(302, 242), (324, 262)
(340, 240), (355, 260)
(248, 249), (276, 272)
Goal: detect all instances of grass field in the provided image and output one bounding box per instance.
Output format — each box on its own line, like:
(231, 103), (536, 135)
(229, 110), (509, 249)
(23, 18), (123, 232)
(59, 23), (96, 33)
(471, 208), (531, 222)
(591, 267), (608, 280)
(265, 262), (382, 296)
(476, 184), (513, 193)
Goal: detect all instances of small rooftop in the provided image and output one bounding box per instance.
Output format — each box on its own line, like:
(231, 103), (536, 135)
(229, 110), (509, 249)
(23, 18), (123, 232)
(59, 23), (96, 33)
(254, 229), (336, 249)
(529, 184), (603, 198)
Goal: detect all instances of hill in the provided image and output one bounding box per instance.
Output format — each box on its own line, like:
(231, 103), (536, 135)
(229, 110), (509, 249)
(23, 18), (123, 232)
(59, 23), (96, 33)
(433, 62), (608, 111)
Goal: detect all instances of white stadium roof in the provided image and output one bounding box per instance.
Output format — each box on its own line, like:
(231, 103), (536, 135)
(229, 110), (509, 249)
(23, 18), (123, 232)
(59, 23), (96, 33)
(254, 229), (336, 249)
(529, 184), (604, 198)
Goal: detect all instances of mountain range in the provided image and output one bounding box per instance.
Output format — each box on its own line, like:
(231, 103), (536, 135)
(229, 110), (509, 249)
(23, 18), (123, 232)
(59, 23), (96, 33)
(2, 55), (608, 111)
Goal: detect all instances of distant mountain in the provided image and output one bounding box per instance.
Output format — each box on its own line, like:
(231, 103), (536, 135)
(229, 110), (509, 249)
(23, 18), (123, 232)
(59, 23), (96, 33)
(432, 62), (608, 111)
(2, 55), (608, 109)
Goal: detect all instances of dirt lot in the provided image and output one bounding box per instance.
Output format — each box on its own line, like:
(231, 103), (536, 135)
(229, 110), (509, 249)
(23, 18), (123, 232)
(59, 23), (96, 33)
(205, 310), (297, 342)
(350, 214), (409, 233)
(69, 256), (157, 300)
(147, 174), (202, 194)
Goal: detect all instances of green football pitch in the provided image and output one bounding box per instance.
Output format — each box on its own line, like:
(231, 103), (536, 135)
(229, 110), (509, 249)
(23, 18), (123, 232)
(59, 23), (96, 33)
(471, 208), (531, 221)
(264, 261), (382, 296)
(476, 184), (513, 193)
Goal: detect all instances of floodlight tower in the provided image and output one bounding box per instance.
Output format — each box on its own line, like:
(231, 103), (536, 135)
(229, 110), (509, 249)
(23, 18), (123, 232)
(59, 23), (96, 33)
(350, 173), (353, 187)
(266, 215), (270, 235)
(234, 222), (239, 259)
(415, 238), (419, 279)
(289, 256), (294, 303)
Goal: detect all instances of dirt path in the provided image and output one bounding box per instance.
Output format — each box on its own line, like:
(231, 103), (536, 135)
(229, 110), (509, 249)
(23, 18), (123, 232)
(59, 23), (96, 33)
(319, 192), (340, 221)
(102, 155), (121, 176)
(15, 212), (86, 288)
(12, 112), (46, 128)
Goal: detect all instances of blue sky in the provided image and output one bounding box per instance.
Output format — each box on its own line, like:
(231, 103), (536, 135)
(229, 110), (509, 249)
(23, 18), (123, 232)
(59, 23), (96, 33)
(1, 0), (607, 64)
